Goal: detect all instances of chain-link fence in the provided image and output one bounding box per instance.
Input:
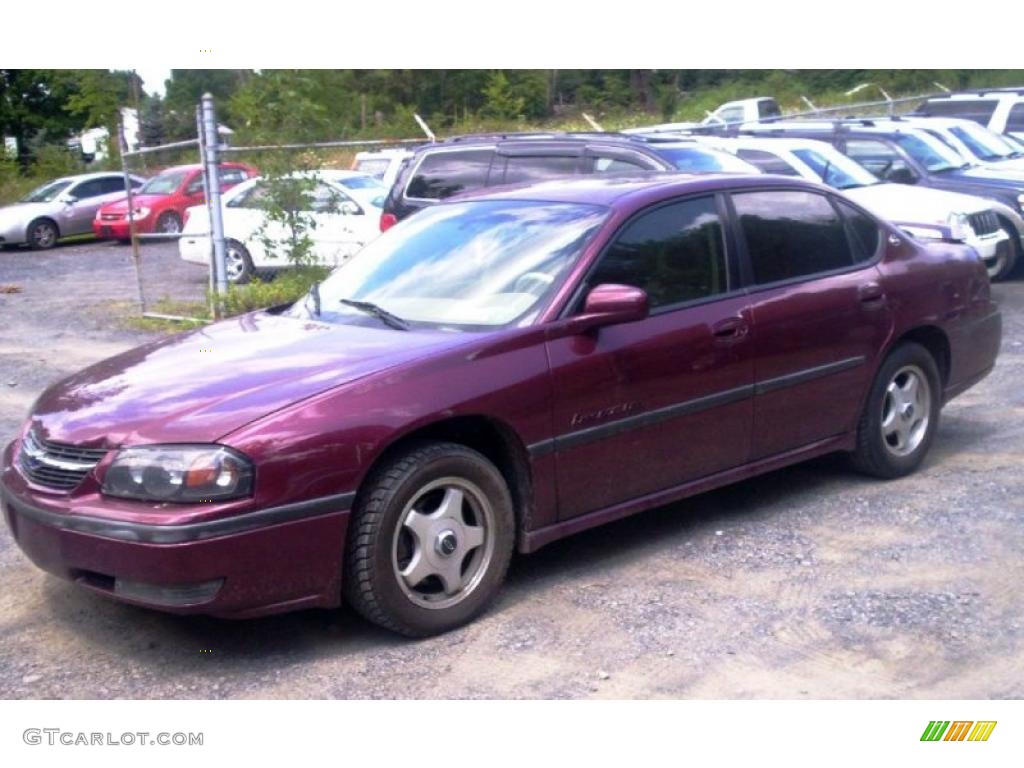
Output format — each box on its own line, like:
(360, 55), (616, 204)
(118, 94), (429, 322)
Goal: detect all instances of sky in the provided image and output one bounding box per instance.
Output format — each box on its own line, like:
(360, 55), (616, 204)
(136, 68), (171, 97)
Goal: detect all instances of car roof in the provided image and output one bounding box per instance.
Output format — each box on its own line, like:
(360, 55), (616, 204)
(449, 172), (824, 208)
(411, 131), (709, 153)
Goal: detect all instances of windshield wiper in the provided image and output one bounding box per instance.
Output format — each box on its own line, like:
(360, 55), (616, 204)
(340, 299), (409, 331)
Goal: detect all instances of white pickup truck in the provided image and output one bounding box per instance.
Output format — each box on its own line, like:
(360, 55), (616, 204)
(624, 97), (783, 134)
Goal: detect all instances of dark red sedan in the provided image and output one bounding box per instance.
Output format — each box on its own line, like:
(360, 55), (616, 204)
(92, 162), (257, 240)
(2, 174), (1001, 636)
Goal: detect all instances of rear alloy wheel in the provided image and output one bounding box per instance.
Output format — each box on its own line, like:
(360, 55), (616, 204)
(851, 342), (941, 478)
(344, 442), (515, 637)
(27, 218), (58, 250)
(224, 239), (254, 285)
(155, 211), (182, 235)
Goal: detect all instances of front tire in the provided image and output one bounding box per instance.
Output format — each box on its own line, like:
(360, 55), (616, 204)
(27, 218), (58, 250)
(155, 211), (182, 234)
(344, 442), (515, 637)
(851, 342), (941, 479)
(987, 223), (1019, 282)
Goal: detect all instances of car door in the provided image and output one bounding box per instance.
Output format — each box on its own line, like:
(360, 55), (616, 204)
(545, 194), (755, 521)
(729, 188), (894, 460)
(60, 177), (124, 235)
(308, 183), (366, 267)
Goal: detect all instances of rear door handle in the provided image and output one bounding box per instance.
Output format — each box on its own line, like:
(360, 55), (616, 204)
(712, 316), (749, 344)
(858, 282), (886, 309)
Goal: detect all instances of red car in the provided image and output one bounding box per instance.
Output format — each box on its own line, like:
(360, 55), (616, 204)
(2, 174), (1001, 637)
(93, 162), (257, 240)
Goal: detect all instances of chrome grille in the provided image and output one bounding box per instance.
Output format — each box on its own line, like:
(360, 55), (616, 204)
(968, 211), (1000, 236)
(18, 431), (108, 491)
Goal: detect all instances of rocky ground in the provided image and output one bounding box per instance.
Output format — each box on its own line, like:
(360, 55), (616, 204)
(0, 239), (1021, 699)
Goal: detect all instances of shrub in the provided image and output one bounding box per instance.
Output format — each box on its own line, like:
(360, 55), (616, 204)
(219, 267), (329, 317)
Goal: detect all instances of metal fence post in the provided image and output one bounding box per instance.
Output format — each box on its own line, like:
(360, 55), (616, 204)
(201, 93), (228, 306)
(119, 119), (146, 314)
(196, 104), (218, 319)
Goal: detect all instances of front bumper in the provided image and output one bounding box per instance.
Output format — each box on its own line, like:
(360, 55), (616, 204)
(1, 441), (352, 618)
(92, 217), (155, 240)
(964, 227), (1010, 262)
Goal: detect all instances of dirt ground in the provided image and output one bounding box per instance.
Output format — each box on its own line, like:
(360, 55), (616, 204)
(0, 238), (1021, 699)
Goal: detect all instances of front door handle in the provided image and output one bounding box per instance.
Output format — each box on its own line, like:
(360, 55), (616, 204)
(712, 316), (749, 344)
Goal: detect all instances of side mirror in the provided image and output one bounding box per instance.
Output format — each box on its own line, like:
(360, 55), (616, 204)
(59, 194), (78, 205)
(339, 200), (362, 215)
(565, 284), (649, 334)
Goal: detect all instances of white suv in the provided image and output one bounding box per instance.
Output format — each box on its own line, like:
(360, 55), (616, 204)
(687, 134), (1016, 280)
(918, 90), (1024, 141)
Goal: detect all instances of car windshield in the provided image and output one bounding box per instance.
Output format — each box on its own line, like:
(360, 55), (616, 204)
(21, 179), (73, 203)
(653, 146), (758, 173)
(300, 200), (608, 330)
(892, 132), (965, 172)
(138, 171), (188, 195)
(792, 147), (879, 189)
(949, 123), (1016, 162)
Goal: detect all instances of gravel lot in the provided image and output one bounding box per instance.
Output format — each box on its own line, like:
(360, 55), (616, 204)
(0, 239), (1021, 699)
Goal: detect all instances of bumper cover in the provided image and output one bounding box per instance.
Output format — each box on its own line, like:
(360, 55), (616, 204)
(1, 464), (353, 618)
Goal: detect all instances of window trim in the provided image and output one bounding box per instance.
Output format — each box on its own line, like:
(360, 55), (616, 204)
(402, 145), (498, 203)
(559, 191), (741, 320)
(726, 186), (886, 294)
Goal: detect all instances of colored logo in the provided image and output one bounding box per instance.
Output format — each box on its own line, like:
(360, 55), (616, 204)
(921, 721), (997, 742)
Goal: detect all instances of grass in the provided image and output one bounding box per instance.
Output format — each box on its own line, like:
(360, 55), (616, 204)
(97, 268), (328, 335)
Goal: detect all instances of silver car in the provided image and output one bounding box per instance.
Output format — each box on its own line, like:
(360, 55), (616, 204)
(0, 172), (144, 249)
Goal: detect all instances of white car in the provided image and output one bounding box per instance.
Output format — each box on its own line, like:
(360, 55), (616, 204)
(684, 135), (1013, 279)
(884, 116), (1024, 171)
(179, 171), (384, 284)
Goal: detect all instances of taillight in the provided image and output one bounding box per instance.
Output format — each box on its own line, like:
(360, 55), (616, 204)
(380, 213), (398, 232)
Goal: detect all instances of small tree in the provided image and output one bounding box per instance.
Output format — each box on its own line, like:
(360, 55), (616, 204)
(480, 71), (525, 121)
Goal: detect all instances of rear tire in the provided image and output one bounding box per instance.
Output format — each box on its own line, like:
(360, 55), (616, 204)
(344, 441), (515, 637)
(850, 342), (941, 479)
(224, 239), (254, 285)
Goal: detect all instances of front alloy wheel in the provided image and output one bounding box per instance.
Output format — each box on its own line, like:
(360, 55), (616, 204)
(345, 441), (515, 637)
(880, 365), (931, 458)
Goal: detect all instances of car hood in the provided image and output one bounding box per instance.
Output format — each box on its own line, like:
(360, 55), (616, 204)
(844, 183), (992, 223)
(953, 165), (1024, 187)
(29, 312), (476, 447)
(101, 194), (168, 213)
(0, 201), (59, 224)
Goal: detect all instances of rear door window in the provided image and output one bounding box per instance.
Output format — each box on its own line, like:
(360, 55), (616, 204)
(732, 190), (855, 284)
(500, 155), (580, 185)
(406, 149), (494, 200)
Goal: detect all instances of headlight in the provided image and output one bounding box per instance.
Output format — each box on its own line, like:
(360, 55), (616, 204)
(102, 445), (253, 502)
(946, 212), (972, 242)
(131, 207), (150, 219)
(899, 225), (945, 241)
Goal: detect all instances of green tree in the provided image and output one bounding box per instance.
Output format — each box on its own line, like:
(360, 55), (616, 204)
(480, 71), (525, 120)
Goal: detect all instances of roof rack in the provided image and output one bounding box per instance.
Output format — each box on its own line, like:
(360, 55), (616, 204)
(934, 87), (1024, 97)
